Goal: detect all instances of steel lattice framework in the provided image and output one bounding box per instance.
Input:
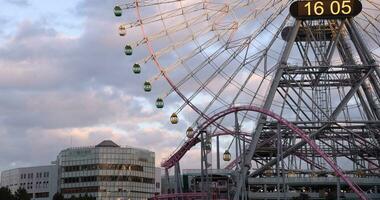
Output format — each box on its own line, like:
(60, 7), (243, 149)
(114, 0), (380, 199)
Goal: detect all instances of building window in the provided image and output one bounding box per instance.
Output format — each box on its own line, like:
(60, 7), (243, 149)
(63, 164), (144, 172)
(62, 175), (154, 184)
(35, 192), (49, 198)
(62, 186), (100, 194)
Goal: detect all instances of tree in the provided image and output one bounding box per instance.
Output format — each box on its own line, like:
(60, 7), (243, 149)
(325, 191), (337, 200)
(52, 192), (64, 200)
(14, 188), (30, 200)
(0, 187), (15, 200)
(292, 193), (310, 200)
(78, 194), (96, 200)
(66, 194), (96, 200)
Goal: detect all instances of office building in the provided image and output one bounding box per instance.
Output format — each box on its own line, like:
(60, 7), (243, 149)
(56, 140), (156, 200)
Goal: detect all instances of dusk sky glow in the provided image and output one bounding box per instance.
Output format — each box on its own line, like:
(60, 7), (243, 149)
(0, 0), (201, 173)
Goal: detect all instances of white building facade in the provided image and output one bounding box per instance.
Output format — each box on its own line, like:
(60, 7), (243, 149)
(154, 168), (162, 195)
(56, 140), (156, 200)
(0, 165), (58, 200)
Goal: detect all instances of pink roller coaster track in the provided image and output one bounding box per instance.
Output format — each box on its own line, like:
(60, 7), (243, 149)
(133, 2), (366, 199)
(161, 105), (368, 200)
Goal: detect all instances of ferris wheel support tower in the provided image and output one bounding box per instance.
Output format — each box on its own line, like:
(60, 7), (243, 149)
(234, 13), (380, 200)
(113, 1), (380, 199)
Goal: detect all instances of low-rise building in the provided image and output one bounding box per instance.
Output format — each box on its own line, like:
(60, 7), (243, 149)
(154, 167), (162, 195)
(0, 165), (58, 200)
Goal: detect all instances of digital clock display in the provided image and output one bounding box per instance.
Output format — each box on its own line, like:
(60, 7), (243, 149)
(290, 0), (362, 20)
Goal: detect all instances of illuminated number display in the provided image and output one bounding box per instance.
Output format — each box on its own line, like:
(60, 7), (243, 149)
(290, 0), (362, 19)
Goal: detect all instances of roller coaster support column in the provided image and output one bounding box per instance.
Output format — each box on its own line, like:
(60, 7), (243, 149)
(217, 135), (220, 170)
(234, 111), (247, 199)
(276, 123), (282, 200)
(174, 162), (182, 197)
(337, 177), (341, 200)
(233, 20), (301, 200)
(200, 130), (210, 200)
(200, 130), (205, 195)
(164, 168), (170, 194)
(235, 112), (239, 171)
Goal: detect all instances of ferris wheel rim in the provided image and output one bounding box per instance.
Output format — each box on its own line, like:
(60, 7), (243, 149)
(134, 0), (247, 137)
(115, 2), (380, 199)
(133, 0), (264, 121)
(134, 0), (205, 117)
(129, 0), (380, 160)
(130, 0), (359, 120)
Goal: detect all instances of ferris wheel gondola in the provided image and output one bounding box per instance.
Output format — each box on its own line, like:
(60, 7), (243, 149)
(113, 1), (380, 199)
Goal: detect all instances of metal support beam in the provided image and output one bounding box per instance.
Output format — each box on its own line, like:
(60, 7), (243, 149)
(251, 68), (375, 177)
(217, 135), (220, 170)
(346, 19), (380, 119)
(174, 162), (182, 195)
(233, 20), (302, 200)
(165, 168), (170, 194)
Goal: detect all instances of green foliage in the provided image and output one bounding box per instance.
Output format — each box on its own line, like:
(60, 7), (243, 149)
(14, 188), (30, 200)
(292, 193), (310, 200)
(0, 187), (15, 200)
(325, 191), (337, 200)
(0, 188), (95, 200)
(80, 194), (96, 200)
(68, 194), (96, 200)
(52, 192), (64, 200)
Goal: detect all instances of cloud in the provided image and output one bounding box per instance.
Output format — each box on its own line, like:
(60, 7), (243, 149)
(5, 0), (30, 7)
(0, 0), (194, 173)
(0, 16), (10, 30)
(0, 123), (185, 170)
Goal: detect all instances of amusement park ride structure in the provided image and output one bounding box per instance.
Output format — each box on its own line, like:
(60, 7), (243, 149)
(114, 0), (380, 199)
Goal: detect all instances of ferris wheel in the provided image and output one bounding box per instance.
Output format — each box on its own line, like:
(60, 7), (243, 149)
(114, 0), (295, 123)
(114, 1), (380, 199)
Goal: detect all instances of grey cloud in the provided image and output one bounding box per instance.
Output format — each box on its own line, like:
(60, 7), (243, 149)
(0, 117), (186, 171)
(0, 16), (163, 96)
(5, 0), (30, 7)
(0, 0), (213, 174)
(0, 90), (121, 129)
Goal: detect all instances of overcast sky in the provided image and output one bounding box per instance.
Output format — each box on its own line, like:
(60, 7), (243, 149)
(0, 0), (203, 173)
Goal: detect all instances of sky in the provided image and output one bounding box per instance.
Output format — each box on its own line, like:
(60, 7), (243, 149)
(2, 0), (378, 176)
(0, 0), (201, 173)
